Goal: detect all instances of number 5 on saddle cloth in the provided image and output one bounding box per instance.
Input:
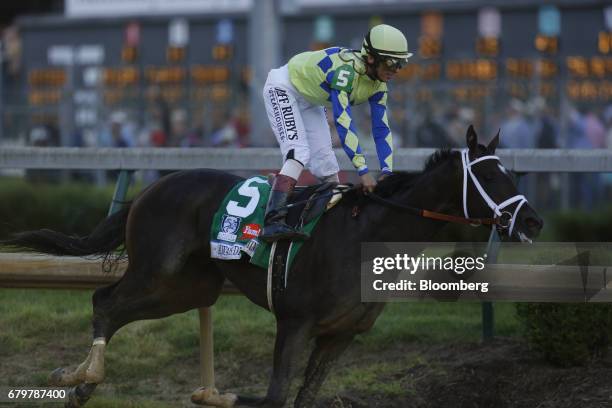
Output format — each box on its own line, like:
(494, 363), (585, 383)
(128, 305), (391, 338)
(210, 176), (346, 272)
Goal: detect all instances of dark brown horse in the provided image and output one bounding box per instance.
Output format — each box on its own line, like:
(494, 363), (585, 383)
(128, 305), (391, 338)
(5, 126), (542, 407)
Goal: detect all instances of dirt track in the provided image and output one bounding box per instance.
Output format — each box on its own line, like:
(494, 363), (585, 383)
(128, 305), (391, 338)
(319, 338), (612, 408)
(3, 333), (611, 407)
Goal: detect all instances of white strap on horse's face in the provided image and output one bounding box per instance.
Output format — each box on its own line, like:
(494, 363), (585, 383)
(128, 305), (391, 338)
(461, 149), (528, 236)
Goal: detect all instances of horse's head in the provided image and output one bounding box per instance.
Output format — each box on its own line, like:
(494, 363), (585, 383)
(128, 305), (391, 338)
(461, 125), (543, 242)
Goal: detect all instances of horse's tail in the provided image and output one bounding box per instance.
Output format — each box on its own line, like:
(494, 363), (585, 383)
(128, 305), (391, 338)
(2, 203), (131, 257)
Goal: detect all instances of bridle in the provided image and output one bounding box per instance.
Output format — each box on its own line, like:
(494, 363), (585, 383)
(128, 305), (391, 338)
(460, 149), (527, 236)
(364, 149), (529, 236)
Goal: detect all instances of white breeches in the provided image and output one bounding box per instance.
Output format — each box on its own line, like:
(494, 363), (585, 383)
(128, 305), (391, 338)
(262, 65), (340, 179)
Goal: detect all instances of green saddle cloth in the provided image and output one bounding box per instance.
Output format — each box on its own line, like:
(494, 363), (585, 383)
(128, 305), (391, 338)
(210, 176), (323, 269)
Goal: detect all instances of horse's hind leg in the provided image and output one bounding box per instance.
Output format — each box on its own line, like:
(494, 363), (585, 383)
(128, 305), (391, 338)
(50, 256), (225, 407)
(293, 333), (355, 408)
(48, 280), (120, 388)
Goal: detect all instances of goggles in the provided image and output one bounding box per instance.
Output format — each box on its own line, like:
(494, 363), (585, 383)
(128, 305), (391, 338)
(381, 56), (408, 70)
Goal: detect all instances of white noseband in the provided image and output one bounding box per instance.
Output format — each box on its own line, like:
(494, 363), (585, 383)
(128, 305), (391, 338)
(461, 149), (528, 236)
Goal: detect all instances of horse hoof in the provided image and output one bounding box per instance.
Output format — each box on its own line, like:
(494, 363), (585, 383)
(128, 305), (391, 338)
(65, 388), (82, 408)
(65, 383), (97, 408)
(191, 387), (237, 407)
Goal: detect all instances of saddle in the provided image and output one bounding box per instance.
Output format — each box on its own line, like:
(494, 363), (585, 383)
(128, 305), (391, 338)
(285, 181), (343, 228)
(266, 181), (351, 314)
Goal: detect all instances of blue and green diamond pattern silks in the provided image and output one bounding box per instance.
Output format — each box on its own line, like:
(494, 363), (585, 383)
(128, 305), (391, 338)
(288, 47), (393, 175)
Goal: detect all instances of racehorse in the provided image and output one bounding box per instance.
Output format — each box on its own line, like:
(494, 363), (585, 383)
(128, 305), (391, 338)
(4, 126), (542, 407)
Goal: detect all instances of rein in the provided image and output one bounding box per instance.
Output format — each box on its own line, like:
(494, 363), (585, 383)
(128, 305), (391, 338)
(359, 148), (528, 231)
(364, 192), (500, 226)
(281, 183), (502, 227)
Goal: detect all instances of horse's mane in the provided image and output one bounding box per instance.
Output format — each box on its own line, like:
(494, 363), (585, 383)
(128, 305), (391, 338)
(423, 148), (455, 173)
(341, 148), (457, 204)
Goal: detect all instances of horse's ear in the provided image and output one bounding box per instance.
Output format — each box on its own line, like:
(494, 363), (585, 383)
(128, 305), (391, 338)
(487, 129), (500, 153)
(466, 125), (478, 152)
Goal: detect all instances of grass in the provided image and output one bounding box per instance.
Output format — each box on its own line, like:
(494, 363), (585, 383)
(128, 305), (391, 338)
(0, 289), (522, 406)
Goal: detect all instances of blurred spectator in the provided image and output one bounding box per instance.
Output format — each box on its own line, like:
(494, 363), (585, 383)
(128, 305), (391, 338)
(584, 109), (605, 149)
(139, 106), (168, 183)
(188, 114), (207, 147)
(182, 129), (205, 148)
(111, 112), (129, 148)
(163, 108), (203, 148)
(446, 107), (474, 147)
(28, 124), (59, 147)
(528, 97), (560, 209)
(605, 105), (612, 149)
(604, 105), (612, 148)
(233, 106), (251, 147)
(99, 111), (136, 148)
(499, 99), (536, 148)
(415, 106), (449, 148)
(567, 106), (589, 148)
(166, 109), (187, 147)
(99, 111), (135, 180)
(529, 97), (558, 149)
(210, 111), (238, 147)
(567, 106), (601, 210)
(139, 107), (168, 149)
(150, 85), (171, 139)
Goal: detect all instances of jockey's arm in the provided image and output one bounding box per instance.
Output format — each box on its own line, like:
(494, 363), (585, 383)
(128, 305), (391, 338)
(330, 88), (369, 176)
(368, 91), (393, 175)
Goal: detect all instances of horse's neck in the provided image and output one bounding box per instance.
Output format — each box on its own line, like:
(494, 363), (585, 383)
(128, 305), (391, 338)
(407, 160), (463, 215)
(367, 160), (462, 242)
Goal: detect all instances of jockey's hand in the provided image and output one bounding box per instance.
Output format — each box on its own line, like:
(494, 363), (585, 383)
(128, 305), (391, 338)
(360, 173), (377, 194)
(378, 172), (391, 182)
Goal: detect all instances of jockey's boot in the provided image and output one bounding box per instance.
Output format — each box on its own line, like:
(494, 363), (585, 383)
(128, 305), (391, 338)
(260, 174), (310, 243)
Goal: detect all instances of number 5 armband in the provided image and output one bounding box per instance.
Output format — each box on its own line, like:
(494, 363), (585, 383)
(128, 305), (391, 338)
(330, 65), (355, 93)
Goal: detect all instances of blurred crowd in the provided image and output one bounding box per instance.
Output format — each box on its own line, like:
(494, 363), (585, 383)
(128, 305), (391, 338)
(409, 98), (612, 151)
(403, 98), (612, 210)
(25, 94), (612, 211)
(88, 106), (251, 151)
(27, 98), (612, 153)
(90, 107), (251, 150)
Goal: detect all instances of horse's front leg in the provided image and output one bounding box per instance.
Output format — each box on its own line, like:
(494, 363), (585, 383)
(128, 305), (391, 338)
(294, 333), (355, 408)
(236, 318), (312, 408)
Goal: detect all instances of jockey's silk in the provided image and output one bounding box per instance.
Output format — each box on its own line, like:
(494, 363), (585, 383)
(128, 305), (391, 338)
(287, 47), (393, 175)
(210, 177), (323, 269)
(263, 67), (340, 179)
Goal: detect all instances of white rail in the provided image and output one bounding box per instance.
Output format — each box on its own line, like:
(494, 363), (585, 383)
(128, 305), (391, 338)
(1, 147), (611, 172)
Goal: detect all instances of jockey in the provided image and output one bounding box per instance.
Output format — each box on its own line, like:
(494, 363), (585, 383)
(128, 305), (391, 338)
(260, 24), (413, 242)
